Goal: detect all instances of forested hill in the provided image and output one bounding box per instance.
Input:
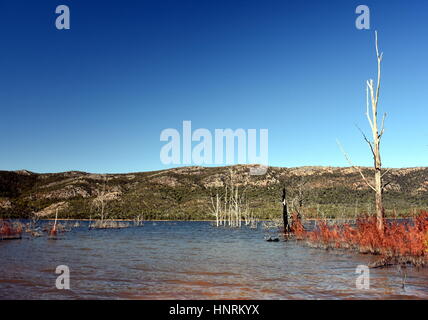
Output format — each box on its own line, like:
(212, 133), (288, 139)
(0, 165), (427, 220)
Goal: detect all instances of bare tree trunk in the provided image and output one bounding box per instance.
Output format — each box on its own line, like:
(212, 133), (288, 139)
(224, 185), (227, 226)
(210, 168), (252, 229)
(282, 188), (289, 233)
(366, 31), (385, 232)
(100, 175), (107, 223)
(374, 158), (384, 231)
(339, 31), (386, 233)
(53, 208), (58, 231)
(101, 201), (105, 222)
(216, 193), (219, 227)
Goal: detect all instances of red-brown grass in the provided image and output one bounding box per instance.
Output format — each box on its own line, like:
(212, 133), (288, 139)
(293, 210), (428, 266)
(49, 225), (58, 237)
(0, 220), (23, 239)
(290, 213), (305, 239)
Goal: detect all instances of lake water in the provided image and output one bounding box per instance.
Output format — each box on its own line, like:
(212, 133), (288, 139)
(0, 221), (427, 299)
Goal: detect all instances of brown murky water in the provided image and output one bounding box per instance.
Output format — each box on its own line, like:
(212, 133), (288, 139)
(0, 221), (427, 299)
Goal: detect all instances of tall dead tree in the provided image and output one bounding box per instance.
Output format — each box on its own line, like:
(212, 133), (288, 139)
(340, 31), (387, 232)
(100, 175), (107, 222)
(365, 31), (386, 232)
(92, 175), (108, 223)
(292, 177), (307, 220)
(210, 192), (221, 227)
(282, 188), (289, 233)
(209, 169), (251, 228)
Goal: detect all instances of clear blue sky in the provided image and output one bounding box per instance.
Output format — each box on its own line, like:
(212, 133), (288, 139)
(0, 0), (427, 173)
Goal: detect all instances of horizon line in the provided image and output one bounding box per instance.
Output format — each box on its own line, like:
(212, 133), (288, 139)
(4, 164), (427, 175)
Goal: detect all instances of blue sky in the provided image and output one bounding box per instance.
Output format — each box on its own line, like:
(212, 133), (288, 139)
(0, 0), (427, 173)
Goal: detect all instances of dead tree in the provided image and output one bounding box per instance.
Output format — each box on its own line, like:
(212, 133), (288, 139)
(339, 31), (387, 232)
(99, 176), (107, 222)
(282, 188), (289, 233)
(92, 175), (108, 223)
(292, 177), (307, 219)
(208, 168), (254, 228)
(364, 31), (387, 232)
(209, 192), (221, 227)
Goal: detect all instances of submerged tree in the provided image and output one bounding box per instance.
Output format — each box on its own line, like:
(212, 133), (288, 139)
(282, 188), (289, 233)
(93, 175), (108, 222)
(208, 168), (257, 228)
(339, 31), (387, 232)
(365, 31), (386, 232)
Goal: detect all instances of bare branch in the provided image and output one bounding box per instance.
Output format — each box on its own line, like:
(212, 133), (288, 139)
(382, 181), (391, 192)
(355, 124), (375, 157)
(381, 167), (391, 178)
(366, 85), (374, 130)
(375, 30), (382, 107)
(375, 31), (379, 57)
(379, 112), (387, 138)
(367, 79), (376, 116)
(336, 140), (376, 192)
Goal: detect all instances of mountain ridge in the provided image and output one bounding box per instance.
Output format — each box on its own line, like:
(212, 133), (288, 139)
(1, 165), (427, 220)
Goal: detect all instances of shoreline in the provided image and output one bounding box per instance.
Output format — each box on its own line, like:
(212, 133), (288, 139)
(6, 217), (417, 222)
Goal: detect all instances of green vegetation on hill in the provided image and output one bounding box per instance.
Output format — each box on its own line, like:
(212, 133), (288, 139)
(0, 165), (427, 220)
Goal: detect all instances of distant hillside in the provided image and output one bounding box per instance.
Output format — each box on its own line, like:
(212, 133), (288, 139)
(0, 165), (427, 220)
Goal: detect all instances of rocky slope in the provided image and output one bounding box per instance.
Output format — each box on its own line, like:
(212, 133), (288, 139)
(0, 165), (427, 220)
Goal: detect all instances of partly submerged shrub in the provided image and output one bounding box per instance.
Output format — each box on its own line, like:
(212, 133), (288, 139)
(0, 220), (23, 238)
(298, 210), (428, 266)
(290, 213), (305, 239)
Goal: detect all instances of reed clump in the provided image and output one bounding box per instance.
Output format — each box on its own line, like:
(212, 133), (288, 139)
(295, 210), (428, 267)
